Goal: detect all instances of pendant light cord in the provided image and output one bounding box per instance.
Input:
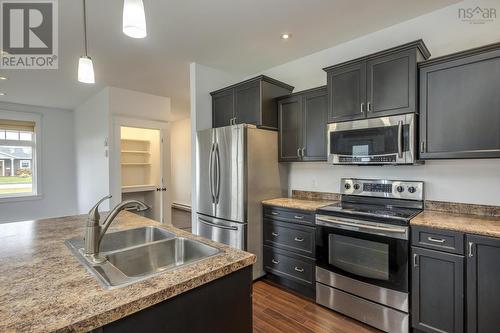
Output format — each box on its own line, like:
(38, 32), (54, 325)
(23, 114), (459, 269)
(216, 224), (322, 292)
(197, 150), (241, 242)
(83, 0), (88, 56)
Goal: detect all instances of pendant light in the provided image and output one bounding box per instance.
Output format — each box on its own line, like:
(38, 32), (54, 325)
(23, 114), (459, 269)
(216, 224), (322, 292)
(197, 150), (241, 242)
(122, 0), (147, 38)
(78, 0), (95, 84)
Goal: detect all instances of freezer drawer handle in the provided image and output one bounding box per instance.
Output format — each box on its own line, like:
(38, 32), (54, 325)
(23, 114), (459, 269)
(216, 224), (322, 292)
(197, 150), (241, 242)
(198, 218), (238, 231)
(271, 232), (279, 237)
(271, 259), (280, 265)
(294, 237), (304, 242)
(294, 266), (304, 273)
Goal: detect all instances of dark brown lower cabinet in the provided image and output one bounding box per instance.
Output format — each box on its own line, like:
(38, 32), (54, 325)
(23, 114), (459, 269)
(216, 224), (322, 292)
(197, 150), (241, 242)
(411, 247), (464, 333)
(99, 266), (252, 333)
(466, 234), (500, 333)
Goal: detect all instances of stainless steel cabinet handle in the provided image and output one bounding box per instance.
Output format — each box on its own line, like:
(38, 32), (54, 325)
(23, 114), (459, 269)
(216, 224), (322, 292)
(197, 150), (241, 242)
(271, 232), (279, 237)
(413, 253), (419, 267)
(421, 141), (425, 153)
(294, 267), (304, 273)
(427, 236), (445, 243)
(271, 259), (280, 265)
(360, 103), (365, 113)
(468, 242), (474, 257)
(297, 148), (301, 158)
(294, 215), (303, 220)
(294, 237), (304, 242)
(301, 148), (306, 157)
(397, 120), (403, 158)
(271, 212), (279, 216)
(367, 102), (372, 112)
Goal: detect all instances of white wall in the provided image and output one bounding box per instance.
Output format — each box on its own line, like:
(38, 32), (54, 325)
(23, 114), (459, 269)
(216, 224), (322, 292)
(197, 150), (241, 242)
(74, 88), (111, 213)
(109, 86), (171, 122)
(189, 63), (241, 222)
(171, 118), (191, 206)
(0, 102), (78, 223)
(193, 0), (500, 206)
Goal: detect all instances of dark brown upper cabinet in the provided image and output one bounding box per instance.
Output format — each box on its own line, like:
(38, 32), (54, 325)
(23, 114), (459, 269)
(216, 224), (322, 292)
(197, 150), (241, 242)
(324, 40), (430, 123)
(419, 43), (500, 159)
(210, 75), (293, 129)
(278, 87), (328, 162)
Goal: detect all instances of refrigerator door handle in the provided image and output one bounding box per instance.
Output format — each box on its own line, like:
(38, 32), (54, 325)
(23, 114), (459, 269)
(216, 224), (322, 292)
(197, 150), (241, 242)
(208, 143), (215, 203)
(214, 143), (221, 204)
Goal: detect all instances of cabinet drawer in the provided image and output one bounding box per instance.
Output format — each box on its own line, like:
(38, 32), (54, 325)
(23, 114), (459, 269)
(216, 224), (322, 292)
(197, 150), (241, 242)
(264, 220), (315, 257)
(412, 226), (464, 255)
(263, 245), (314, 287)
(263, 206), (314, 225)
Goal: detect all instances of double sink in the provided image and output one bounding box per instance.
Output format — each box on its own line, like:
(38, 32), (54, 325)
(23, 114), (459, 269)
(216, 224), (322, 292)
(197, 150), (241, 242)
(66, 226), (221, 288)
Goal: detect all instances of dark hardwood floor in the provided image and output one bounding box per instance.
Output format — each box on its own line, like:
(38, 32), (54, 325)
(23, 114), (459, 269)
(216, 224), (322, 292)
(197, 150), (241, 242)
(253, 280), (382, 333)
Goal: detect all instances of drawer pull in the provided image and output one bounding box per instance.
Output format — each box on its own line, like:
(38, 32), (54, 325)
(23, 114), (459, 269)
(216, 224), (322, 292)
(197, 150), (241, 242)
(294, 266), (304, 273)
(427, 236), (446, 243)
(271, 212), (279, 216)
(271, 259), (280, 265)
(271, 232), (279, 237)
(294, 215), (303, 220)
(294, 237), (304, 242)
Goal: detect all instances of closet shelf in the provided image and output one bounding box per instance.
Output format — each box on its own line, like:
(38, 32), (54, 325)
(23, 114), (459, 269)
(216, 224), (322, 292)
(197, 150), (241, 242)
(122, 185), (157, 193)
(121, 150), (150, 154)
(121, 162), (151, 166)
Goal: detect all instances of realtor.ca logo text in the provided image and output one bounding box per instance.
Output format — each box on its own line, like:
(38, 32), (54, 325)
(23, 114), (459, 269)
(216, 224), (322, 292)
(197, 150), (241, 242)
(458, 6), (497, 24)
(0, 0), (58, 69)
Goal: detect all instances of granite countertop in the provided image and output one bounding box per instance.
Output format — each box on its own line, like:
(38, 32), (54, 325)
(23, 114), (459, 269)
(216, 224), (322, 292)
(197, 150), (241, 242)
(0, 212), (255, 333)
(411, 210), (500, 238)
(262, 197), (336, 211)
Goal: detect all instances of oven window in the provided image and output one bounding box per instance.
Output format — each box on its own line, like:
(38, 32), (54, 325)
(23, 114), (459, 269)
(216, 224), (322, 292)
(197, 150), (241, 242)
(328, 234), (389, 280)
(330, 125), (409, 156)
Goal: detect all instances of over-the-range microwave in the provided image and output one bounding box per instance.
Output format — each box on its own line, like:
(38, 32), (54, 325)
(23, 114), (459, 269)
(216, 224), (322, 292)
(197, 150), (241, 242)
(327, 113), (417, 165)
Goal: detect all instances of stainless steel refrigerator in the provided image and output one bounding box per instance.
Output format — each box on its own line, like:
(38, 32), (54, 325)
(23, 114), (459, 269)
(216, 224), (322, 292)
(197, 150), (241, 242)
(195, 124), (284, 279)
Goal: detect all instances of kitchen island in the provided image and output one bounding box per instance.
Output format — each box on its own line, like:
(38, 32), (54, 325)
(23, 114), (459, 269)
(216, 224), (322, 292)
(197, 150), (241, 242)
(0, 212), (255, 332)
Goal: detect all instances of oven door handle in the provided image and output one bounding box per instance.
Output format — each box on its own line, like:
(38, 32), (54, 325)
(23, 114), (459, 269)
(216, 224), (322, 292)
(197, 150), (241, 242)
(316, 216), (407, 234)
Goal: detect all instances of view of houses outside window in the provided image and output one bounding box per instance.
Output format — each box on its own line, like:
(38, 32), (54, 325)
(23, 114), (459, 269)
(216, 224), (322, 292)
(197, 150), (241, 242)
(0, 124), (36, 197)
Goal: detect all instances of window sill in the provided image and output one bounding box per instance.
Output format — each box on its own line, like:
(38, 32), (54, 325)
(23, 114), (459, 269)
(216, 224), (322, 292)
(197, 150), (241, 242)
(0, 193), (42, 204)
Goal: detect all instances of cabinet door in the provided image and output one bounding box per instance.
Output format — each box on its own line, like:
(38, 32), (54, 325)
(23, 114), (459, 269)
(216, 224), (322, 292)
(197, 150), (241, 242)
(234, 80), (261, 125)
(302, 89), (327, 161)
(278, 96), (302, 162)
(411, 247), (464, 333)
(467, 234), (500, 333)
(327, 61), (366, 123)
(420, 48), (500, 159)
(212, 89), (234, 128)
(366, 50), (416, 118)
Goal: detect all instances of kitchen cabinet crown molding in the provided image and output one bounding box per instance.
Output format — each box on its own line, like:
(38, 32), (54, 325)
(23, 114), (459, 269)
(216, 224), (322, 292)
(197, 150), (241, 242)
(322, 39), (430, 72)
(419, 41), (500, 68)
(210, 75), (294, 96)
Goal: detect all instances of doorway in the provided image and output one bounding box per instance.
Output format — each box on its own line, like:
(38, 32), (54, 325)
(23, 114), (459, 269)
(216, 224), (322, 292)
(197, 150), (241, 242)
(111, 117), (171, 224)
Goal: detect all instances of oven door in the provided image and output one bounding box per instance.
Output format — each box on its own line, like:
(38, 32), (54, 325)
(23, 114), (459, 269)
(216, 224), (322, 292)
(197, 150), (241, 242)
(327, 113), (415, 164)
(316, 215), (409, 293)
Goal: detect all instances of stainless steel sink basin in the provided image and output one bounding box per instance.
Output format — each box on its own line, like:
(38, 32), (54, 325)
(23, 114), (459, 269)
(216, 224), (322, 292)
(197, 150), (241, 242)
(67, 226), (175, 253)
(66, 227), (221, 288)
(106, 237), (220, 277)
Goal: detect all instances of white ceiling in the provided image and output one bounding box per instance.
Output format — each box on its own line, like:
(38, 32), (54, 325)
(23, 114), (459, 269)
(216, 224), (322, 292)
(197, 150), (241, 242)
(0, 0), (460, 119)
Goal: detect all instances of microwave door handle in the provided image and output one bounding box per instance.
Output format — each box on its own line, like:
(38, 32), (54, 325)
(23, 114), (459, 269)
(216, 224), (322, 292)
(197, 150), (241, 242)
(397, 120), (403, 158)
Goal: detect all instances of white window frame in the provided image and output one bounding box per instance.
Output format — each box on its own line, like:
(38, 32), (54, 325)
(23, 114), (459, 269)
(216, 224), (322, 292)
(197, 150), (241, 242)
(0, 110), (42, 202)
(20, 160), (31, 169)
(0, 160), (4, 177)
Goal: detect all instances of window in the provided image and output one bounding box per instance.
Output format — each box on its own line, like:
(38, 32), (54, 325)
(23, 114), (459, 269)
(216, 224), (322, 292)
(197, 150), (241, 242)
(0, 114), (40, 200)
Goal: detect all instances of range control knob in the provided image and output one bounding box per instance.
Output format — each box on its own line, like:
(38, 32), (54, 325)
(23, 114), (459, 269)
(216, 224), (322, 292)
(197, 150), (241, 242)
(344, 183), (351, 190)
(353, 184), (360, 190)
(396, 186), (404, 193)
(408, 186), (416, 194)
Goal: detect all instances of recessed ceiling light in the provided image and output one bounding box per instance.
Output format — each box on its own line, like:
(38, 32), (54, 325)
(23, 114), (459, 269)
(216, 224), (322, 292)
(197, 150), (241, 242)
(0, 76), (7, 80)
(281, 33), (291, 40)
(0, 92), (6, 96)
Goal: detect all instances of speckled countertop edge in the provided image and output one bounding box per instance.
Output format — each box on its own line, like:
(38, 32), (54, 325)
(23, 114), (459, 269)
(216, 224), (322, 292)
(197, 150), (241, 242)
(261, 197), (336, 211)
(0, 212), (255, 333)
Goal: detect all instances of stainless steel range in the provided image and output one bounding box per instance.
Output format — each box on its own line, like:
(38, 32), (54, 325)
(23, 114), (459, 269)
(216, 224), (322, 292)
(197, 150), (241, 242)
(315, 178), (424, 333)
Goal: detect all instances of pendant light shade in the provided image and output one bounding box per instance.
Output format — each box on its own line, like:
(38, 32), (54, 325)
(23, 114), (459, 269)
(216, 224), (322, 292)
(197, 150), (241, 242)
(123, 0), (147, 38)
(78, 56), (95, 84)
